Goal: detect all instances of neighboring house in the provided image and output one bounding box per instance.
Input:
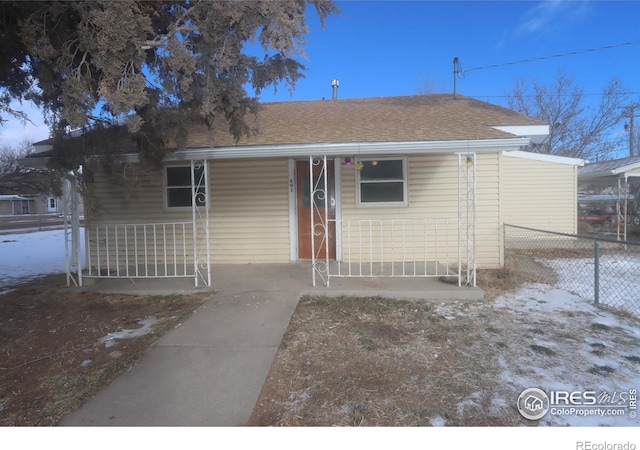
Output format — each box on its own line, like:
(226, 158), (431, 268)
(0, 192), (61, 216)
(0, 171), (84, 217)
(29, 94), (583, 288)
(0, 166), (62, 216)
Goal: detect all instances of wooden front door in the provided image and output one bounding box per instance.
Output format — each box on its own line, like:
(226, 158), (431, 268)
(296, 160), (336, 260)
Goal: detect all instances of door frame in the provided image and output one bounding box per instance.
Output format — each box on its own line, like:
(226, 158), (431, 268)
(288, 157), (342, 261)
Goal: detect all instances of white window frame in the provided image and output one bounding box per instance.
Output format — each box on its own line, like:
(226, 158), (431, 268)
(356, 157), (408, 207)
(164, 164), (206, 209)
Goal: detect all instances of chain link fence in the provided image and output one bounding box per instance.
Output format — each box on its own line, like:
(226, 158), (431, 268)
(504, 224), (640, 316)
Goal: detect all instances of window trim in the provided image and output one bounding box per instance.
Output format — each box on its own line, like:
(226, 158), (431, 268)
(355, 157), (408, 207)
(164, 164), (206, 209)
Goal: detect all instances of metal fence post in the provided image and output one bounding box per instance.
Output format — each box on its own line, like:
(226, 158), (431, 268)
(594, 239), (600, 304)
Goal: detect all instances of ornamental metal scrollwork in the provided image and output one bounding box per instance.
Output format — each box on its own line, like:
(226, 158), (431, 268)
(310, 155), (330, 287)
(191, 160), (211, 287)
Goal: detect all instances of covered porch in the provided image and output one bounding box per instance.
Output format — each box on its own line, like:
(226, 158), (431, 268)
(64, 152), (478, 292)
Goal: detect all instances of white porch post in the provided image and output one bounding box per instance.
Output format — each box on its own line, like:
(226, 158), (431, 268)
(310, 155), (330, 287)
(63, 171), (82, 287)
(457, 152), (477, 287)
(191, 160), (211, 287)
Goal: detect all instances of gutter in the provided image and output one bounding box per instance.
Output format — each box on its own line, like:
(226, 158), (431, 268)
(502, 150), (584, 166)
(122, 137), (531, 163)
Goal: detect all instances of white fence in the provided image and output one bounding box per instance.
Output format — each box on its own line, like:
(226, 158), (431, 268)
(330, 218), (462, 281)
(84, 218), (470, 287)
(85, 222), (195, 279)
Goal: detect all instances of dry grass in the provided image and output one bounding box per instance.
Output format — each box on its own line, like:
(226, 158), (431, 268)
(0, 275), (209, 426)
(248, 267), (537, 426)
(249, 264), (640, 426)
(3, 265), (635, 427)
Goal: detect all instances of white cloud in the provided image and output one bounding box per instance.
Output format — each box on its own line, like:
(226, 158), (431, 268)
(514, 0), (592, 38)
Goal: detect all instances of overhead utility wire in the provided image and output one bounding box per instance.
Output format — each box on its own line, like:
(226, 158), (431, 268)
(460, 40), (640, 75)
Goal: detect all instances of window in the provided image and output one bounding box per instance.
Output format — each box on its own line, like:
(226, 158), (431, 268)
(166, 165), (206, 208)
(356, 158), (407, 206)
(49, 198), (57, 210)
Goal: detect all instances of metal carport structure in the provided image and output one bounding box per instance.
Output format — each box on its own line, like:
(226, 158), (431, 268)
(578, 156), (640, 240)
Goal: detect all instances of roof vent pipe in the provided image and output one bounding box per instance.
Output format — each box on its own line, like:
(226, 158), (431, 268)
(331, 79), (339, 100)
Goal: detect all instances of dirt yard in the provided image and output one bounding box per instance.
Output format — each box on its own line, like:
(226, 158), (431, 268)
(1, 267), (638, 427)
(248, 268), (640, 426)
(247, 269), (533, 426)
(0, 275), (209, 426)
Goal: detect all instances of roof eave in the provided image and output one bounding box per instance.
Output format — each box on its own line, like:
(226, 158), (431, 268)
(611, 162), (640, 175)
(492, 124), (549, 144)
(502, 150), (584, 166)
(133, 137), (532, 162)
(17, 156), (52, 170)
(579, 169), (640, 182)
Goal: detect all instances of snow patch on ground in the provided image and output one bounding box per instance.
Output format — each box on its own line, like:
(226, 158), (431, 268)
(429, 415), (447, 426)
(490, 283), (640, 427)
(98, 316), (159, 348)
(539, 256), (640, 316)
(0, 228), (85, 292)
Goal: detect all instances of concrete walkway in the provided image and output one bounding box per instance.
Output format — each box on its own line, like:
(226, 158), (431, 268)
(60, 289), (300, 426)
(61, 263), (483, 426)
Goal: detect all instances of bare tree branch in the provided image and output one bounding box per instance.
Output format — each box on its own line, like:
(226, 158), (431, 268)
(505, 71), (631, 160)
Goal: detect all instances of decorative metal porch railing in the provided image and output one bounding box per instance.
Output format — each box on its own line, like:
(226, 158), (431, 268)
(330, 218), (461, 281)
(84, 222), (194, 279)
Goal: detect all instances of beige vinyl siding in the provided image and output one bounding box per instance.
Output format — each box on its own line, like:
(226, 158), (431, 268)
(0, 201), (12, 215)
(87, 164), (179, 223)
(339, 152), (502, 269)
(500, 153), (577, 234)
(209, 158), (290, 263)
(86, 157), (291, 267)
(474, 153), (501, 268)
(86, 164), (197, 271)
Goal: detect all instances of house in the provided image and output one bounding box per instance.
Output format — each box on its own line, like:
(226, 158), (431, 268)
(0, 164), (86, 219)
(0, 193), (57, 215)
(0, 179), (62, 216)
(30, 93), (584, 288)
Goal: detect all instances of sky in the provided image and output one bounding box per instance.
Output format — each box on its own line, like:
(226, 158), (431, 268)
(1, 0), (639, 151)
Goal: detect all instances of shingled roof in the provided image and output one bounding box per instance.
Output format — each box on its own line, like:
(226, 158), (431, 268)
(186, 93), (547, 148)
(578, 155), (640, 182)
(31, 94), (547, 156)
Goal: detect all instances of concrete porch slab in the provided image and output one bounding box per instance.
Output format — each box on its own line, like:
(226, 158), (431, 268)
(78, 262), (483, 301)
